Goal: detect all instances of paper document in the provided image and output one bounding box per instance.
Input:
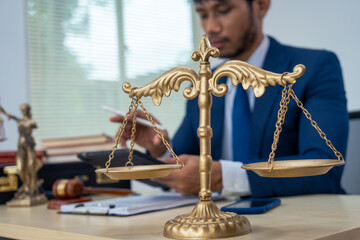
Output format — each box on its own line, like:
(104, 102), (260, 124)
(102, 105), (166, 130)
(60, 192), (221, 216)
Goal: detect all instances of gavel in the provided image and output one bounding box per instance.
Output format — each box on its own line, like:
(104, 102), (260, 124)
(52, 179), (133, 199)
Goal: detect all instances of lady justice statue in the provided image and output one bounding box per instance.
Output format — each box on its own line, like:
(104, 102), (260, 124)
(0, 104), (46, 206)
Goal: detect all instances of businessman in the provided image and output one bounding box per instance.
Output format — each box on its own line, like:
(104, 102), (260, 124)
(111, 0), (349, 198)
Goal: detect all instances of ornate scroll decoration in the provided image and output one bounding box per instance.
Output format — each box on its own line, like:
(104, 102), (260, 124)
(122, 67), (199, 106)
(209, 62), (306, 98)
(191, 35), (220, 62)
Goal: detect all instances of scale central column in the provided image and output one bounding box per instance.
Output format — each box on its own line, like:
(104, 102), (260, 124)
(197, 60), (213, 201)
(163, 36), (251, 239)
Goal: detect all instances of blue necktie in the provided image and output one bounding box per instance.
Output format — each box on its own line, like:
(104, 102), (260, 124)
(232, 85), (251, 162)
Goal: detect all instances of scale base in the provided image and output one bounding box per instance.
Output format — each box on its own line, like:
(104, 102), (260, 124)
(6, 194), (47, 207)
(163, 200), (251, 239)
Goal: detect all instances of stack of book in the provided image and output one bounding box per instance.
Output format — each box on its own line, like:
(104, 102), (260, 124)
(0, 150), (44, 165)
(42, 134), (114, 163)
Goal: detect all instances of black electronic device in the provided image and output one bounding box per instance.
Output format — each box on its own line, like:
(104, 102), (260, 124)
(221, 198), (281, 214)
(77, 149), (170, 190)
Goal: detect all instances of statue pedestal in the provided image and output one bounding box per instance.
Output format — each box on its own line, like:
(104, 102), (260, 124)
(6, 194), (47, 207)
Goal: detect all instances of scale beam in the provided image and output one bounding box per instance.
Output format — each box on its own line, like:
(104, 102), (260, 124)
(210, 61), (305, 97)
(122, 67), (199, 105)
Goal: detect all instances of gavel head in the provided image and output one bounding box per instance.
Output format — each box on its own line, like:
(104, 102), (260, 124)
(52, 179), (84, 199)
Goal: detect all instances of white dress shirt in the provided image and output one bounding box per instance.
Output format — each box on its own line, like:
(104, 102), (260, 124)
(220, 36), (270, 198)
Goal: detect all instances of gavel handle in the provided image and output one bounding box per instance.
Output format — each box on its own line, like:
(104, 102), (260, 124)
(83, 187), (133, 196)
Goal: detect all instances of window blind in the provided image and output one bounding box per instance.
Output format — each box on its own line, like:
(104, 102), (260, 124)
(26, 0), (195, 144)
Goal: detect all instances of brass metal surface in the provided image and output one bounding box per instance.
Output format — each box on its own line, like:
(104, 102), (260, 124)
(104, 98), (183, 177)
(242, 159), (344, 177)
(105, 97), (136, 171)
(0, 104), (47, 206)
(258, 82), (344, 174)
(164, 200), (251, 239)
(56, 179), (68, 198)
(123, 67), (199, 106)
(209, 61), (304, 98)
(96, 164), (182, 180)
(6, 194), (47, 207)
(95, 167), (118, 184)
(121, 35), (303, 239)
(97, 35), (343, 239)
(0, 166), (18, 192)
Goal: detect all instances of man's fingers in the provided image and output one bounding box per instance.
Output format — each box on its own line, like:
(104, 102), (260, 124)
(114, 128), (121, 142)
(120, 138), (127, 149)
(109, 115), (124, 122)
(109, 111), (136, 123)
(152, 176), (174, 185)
(153, 135), (161, 146)
(159, 157), (176, 164)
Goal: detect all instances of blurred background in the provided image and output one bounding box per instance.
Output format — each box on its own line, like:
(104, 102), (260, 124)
(1, 0), (359, 151)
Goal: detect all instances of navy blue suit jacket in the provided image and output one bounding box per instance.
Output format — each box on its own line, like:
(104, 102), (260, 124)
(172, 37), (349, 197)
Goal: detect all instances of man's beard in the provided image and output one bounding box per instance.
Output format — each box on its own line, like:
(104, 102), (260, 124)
(221, 12), (257, 59)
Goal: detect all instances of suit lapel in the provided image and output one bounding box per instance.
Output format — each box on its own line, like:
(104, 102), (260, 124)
(250, 37), (292, 161)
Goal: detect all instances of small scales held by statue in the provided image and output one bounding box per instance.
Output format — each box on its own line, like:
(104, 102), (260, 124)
(0, 104), (47, 207)
(96, 35), (345, 239)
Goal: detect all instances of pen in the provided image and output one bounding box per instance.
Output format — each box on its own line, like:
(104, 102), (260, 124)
(101, 105), (166, 130)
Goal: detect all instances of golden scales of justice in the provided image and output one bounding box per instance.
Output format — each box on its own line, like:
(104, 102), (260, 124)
(96, 35), (344, 239)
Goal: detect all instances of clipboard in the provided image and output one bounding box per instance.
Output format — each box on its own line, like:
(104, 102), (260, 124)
(60, 192), (221, 216)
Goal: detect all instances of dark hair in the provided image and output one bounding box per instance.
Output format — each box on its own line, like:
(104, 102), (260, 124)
(193, 0), (253, 5)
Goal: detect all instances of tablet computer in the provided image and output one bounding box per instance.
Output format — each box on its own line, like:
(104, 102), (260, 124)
(77, 149), (170, 190)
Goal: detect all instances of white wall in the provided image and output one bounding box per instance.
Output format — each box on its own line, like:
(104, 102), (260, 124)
(0, 0), (359, 151)
(0, 0), (28, 151)
(264, 0), (360, 111)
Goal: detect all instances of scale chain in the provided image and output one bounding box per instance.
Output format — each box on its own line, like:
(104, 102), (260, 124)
(126, 98), (140, 168)
(267, 78), (344, 172)
(288, 86), (344, 162)
(105, 97), (136, 172)
(139, 101), (184, 168)
(105, 96), (183, 172)
(267, 82), (292, 170)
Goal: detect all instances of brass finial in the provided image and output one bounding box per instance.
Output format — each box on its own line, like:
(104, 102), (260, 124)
(191, 34), (220, 62)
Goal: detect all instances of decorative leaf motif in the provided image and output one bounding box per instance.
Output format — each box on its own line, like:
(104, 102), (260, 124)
(191, 35), (219, 62)
(209, 61), (305, 97)
(122, 67), (200, 105)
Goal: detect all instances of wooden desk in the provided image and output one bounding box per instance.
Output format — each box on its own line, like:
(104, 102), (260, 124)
(0, 194), (359, 240)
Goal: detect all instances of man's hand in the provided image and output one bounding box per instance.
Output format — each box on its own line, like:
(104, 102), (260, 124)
(109, 110), (168, 157)
(153, 154), (223, 196)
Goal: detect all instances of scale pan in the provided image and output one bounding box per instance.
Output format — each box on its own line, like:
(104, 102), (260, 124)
(242, 159), (344, 178)
(96, 164), (183, 180)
